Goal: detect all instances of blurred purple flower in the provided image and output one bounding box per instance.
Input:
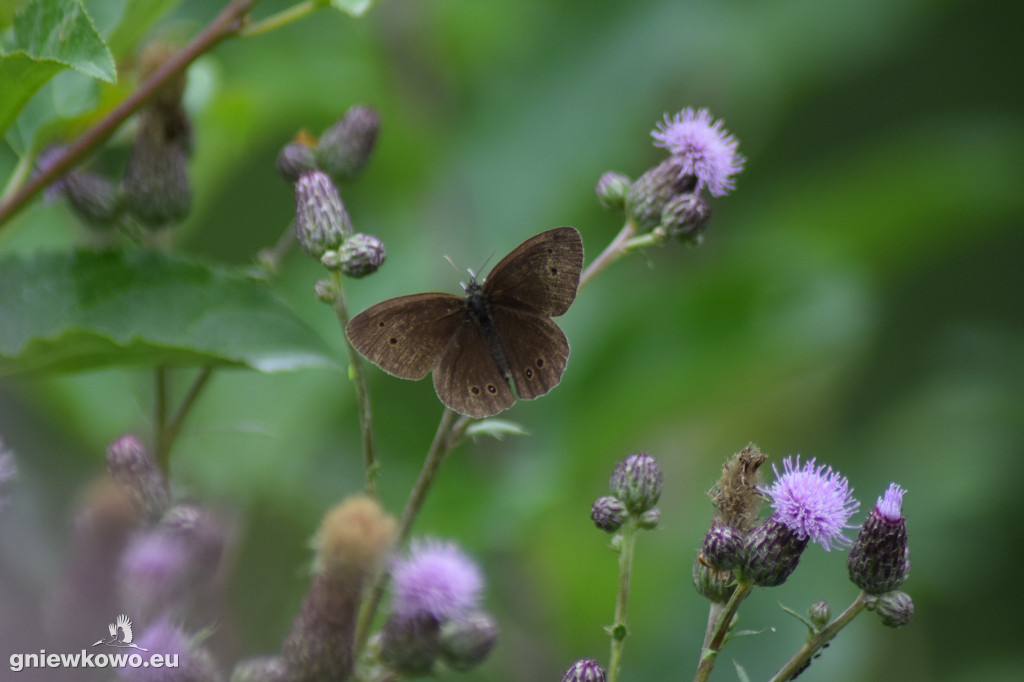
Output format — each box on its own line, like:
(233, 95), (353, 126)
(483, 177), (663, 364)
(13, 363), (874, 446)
(119, 531), (191, 619)
(763, 456), (859, 551)
(390, 539), (483, 622)
(117, 619), (189, 681)
(651, 108), (745, 197)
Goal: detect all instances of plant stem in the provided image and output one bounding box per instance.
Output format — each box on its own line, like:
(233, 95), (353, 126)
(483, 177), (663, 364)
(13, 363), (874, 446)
(693, 580), (754, 682)
(154, 366), (215, 473)
(330, 271), (377, 495)
(352, 407), (470, 656)
(607, 520), (639, 682)
(239, 0), (324, 37)
(0, 0), (259, 229)
(578, 218), (638, 291)
(768, 592), (871, 682)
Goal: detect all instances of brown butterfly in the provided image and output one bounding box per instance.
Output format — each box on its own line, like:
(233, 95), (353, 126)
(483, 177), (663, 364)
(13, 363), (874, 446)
(346, 227), (583, 418)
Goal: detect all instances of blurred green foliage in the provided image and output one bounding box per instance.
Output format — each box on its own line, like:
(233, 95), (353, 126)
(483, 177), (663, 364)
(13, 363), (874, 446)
(1, 0), (1022, 680)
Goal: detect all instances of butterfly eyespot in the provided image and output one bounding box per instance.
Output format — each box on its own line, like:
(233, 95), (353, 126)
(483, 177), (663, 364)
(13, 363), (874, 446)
(525, 368), (534, 379)
(535, 358), (545, 368)
(377, 322), (385, 328)
(389, 337), (398, 345)
(486, 384), (498, 394)
(550, 267), (559, 275)
(471, 387), (481, 395)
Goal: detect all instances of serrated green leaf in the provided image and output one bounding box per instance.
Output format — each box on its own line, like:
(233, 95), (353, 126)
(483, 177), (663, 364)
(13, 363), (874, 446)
(465, 419), (529, 440)
(0, 249), (341, 376)
(0, 51), (66, 137)
(330, 0), (374, 17)
(12, 0), (116, 83)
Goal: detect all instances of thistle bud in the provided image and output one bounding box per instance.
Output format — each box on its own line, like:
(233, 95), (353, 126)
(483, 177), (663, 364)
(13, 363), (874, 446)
(692, 555), (736, 604)
(609, 453), (662, 514)
(105, 434), (168, 522)
(294, 171), (351, 258)
(872, 590), (914, 628)
(276, 140), (318, 183)
(438, 612), (499, 671)
(379, 613), (441, 676)
(808, 601), (831, 630)
(625, 158), (696, 232)
(317, 104), (381, 182)
(701, 522), (744, 570)
(660, 193), (710, 245)
(561, 658), (607, 682)
(61, 170), (124, 227)
(590, 496), (626, 533)
(742, 517), (808, 587)
(594, 172), (630, 213)
(336, 233), (386, 278)
(122, 108), (193, 227)
(847, 484), (910, 594)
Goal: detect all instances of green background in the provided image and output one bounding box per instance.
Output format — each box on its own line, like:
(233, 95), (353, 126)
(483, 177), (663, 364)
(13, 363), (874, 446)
(2, 0), (1022, 680)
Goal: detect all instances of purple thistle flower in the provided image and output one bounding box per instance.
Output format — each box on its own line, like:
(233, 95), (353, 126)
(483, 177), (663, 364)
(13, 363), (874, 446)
(763, 456), (859, 551)
(117, 619), (189, 681)
(651, 108), (745, 197)
(119, 531), (191, 619)
(876, 482), (906, 522)
(390, 539), (483, 622)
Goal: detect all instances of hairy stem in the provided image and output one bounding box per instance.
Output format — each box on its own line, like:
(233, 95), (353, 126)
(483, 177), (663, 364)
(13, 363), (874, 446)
(693, 580), (754, 682)
(352, 407), (470, 657)
(578, 218), (638, 291)
(607, 520), (639, 682)
(331, 271), (377, 495)
(769, 592), (871, 682)
(0, 0), (259, 229)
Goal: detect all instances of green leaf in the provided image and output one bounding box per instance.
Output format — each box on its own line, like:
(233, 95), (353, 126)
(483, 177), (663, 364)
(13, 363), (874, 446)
(11, 0), (116, 83)
(330, 0), (375, 17)
(0, 249), (341, 376)
(0, 51), (66, 137)
(465, 419), (529, 440)
(732, 659), (751, 682)
(103, 0), (182, 59)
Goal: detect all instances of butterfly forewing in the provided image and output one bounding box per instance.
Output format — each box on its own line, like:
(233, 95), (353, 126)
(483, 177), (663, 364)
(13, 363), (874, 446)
(433, 320), (516, 418)
(346, 293), (465, 380)
(491, 306), (570, 401)
(483, 226), (583, 316)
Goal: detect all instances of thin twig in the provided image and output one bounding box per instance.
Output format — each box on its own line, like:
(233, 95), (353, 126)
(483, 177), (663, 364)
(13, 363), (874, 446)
(352, 407), (469, 657)
(578, 218), (638, 291)
(155, 366), (215, 473)
(693, 580), (754, 682)
(331, 271), (377, 494)
(0, 0), (259, 228)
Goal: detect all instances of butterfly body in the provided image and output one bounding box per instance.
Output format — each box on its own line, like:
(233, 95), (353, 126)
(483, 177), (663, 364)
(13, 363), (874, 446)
(346, 227), (583, 418)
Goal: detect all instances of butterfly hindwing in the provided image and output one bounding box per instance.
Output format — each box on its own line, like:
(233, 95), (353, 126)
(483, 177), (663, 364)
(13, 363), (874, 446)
(483, 226), (583, 316)
(346, 293), (465, 380)
(433, 319), (516, 418)
(491, 305), (570, 401)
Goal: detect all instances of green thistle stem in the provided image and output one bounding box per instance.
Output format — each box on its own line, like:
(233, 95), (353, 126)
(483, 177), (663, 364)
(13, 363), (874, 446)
(693, 579), (754, 682)
(330, 270), (377, 495)
(607, 519), (639, 682)
(352, 407), (471, 658)
(239, 0), (326, 37)
(768, 592), (871, 682)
